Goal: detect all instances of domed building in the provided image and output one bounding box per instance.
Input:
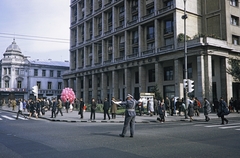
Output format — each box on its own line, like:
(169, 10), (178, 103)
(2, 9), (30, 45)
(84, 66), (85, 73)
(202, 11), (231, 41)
(0, 39), (69, 100)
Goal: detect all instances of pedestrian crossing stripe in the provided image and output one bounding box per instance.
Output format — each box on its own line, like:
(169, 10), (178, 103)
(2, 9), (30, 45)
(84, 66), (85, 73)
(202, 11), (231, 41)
(193, 123), (240, 131)
(1, 115), (15, 120)
(219, 126), (240, 129)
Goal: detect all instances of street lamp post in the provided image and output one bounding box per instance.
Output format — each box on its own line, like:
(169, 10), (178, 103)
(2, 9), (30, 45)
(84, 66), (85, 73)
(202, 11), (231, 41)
(182, 0), (188, 119)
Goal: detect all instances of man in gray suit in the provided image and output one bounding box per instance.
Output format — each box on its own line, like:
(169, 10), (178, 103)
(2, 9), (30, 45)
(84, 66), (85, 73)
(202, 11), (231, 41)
(116, 94), (139, 138)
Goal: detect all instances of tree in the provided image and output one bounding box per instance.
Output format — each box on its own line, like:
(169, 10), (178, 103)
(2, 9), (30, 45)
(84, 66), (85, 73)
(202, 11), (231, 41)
(149, 85), (162, 100)
(226, 57), (240, 81)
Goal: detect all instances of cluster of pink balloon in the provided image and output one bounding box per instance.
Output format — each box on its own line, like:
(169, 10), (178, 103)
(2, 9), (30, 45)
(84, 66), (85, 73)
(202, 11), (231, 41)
(61, 87), (76, 103)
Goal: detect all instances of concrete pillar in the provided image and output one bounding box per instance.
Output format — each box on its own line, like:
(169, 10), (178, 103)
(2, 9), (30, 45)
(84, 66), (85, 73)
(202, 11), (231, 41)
(155, 62), (163, 97)
(92, 74), (98, 100)
(197, 55), (205, 102)
(204, 55), (212, 102)
(139, 65), (146, 93)
(76, 77), (81, 99)
(174, 59), (183, 99)
(63, 79), (69, 88)
(101, 72), (107, 100)
(125, 68), (131, 94)
(112, 70), (119, 98)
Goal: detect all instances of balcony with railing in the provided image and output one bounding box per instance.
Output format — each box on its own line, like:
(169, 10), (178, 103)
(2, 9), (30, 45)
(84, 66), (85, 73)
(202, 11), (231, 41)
(103, 59), (112, 64)
(119, 42), (125, 49)
(115, 56), (125, 62)
(127, 19), (138, 26)
(147, 33), (155, 40)
(158, 4), (174, 15)
(127, 53), (139, 59)
(157, 44), (174, 53)
(104, 0), (112, 7)
(115, 25), (124, 31)
(141, 12), (155, 21)
(104, 29), (112, 35)
(141, 49), (155, 56)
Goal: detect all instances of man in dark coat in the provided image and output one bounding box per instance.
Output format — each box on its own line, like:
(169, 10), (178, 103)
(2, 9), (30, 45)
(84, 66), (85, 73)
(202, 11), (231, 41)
(218, 97), (229, 124)
(65, 99), (70, 113)
(79, 98), (84, 119)
(103, 98), (110, 120)
(117, 94), (139, 138)
(51, 98), (57, 118)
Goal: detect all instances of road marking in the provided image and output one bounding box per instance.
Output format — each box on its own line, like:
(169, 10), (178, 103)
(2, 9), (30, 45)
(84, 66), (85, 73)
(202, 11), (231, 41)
(0, 118), (2, 120)
(12, 115), (28, 120)
(205, 123), (240, 128)
(219, 126), (240, 129)
(1, 115), (15, 120)
(236, 129), (240, 130)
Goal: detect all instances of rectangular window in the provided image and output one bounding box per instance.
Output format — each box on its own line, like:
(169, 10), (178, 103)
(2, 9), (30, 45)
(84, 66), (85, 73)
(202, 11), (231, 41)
(8, 68), (11, 75)
(148, 69), (155, 82)
(17, 81), (22, 88)
(147, 26), (154, 40)
(97, 75), (101, 87)
(164, 66), (173, 81)
(89, 77), (92, 88)
(20, 69), (24, 75)
(230, 0), (238, 7)
(47, 82), (52, 89)
(34, 69), (38, 76)
(57, 71), (61, 77)
(231, 15), (239, 26)
(232, 35), (239, 45)
(58, 82), (62, 90)
(15, 68), (19, 75)
(4, 68), (7, 75)
(164, 20), (173, 34)
(37, 81), (41, 89)
(42, 70), (46, 77)
(50, 70), (54, 77)
(5, 81), (9, 88)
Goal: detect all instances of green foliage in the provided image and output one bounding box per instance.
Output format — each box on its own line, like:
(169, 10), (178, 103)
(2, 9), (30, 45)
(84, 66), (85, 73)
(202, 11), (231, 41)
(178, 33), (191, 42)
(149, 85), (162, 100)
(227, 57), (240, 81)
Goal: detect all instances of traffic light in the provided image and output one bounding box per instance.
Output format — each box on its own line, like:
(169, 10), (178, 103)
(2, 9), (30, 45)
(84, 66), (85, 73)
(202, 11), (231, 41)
(187, 79), (194, 93)
(183, 79), (188, 89)
(32, 85), (38, 97)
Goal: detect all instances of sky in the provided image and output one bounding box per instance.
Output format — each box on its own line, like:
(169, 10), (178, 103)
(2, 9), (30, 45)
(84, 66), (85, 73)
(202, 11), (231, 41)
(0, 0), (70, 61)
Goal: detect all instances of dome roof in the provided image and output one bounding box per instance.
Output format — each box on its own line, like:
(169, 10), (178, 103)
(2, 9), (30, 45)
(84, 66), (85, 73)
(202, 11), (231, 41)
(6, 39), (22, 53)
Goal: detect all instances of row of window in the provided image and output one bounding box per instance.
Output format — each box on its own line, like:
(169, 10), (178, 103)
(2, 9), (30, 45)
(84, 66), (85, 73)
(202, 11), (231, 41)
(34, 69), (62, 77)
(3, 81), (62, 90)
(3, 68), (25, 75)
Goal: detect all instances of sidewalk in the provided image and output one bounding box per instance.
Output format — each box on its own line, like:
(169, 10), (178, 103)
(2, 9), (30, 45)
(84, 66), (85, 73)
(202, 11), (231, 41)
(1, 105), (239, 123)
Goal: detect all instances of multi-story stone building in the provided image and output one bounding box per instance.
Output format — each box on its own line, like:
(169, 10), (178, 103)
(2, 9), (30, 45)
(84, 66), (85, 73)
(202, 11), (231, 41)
(0, 39), (69, 100)
(63, 0), (240, 104)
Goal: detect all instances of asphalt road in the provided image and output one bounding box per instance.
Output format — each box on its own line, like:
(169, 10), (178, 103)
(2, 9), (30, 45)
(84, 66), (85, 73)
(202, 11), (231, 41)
(0, 110), (240, 158)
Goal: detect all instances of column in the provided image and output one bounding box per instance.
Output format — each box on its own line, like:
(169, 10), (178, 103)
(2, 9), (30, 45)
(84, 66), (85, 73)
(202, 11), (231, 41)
(76, 77), (81, 99)
(155, 62), (163, 97)
(101, 72), (107, 100)
(174, 59), (183, 98)
(69, 78), (74, 89)
(197, 55), (205, 102)
(83, 75), (89, 104)
(112, 70), (119, 98)
(92, 74), (98, 100)
(63, 79), (69, 88)
(139, 65), (146, 93)
(125, 68), (131, 95)
(204, 55), (213, 102)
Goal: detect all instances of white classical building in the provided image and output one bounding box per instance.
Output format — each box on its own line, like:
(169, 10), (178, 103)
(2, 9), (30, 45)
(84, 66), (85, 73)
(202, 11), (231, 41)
(0, 39), (69, 100)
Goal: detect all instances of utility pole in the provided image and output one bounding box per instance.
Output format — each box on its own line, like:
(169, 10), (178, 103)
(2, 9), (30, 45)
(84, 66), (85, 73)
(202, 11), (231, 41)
(182, 0), (188, 119)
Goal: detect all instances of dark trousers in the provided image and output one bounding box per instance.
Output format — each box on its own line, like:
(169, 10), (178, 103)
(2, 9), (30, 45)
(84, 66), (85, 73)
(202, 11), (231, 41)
(221, 115), (228, 124)
(121, 115), (135, 136)
(56, 108), (63, 116)
(16, 110), (26, 119)
(51, 111), (56, 118)
(104, 109), (110, 120)
(79, 109), (83, 118)
(90, 109), (95, 120)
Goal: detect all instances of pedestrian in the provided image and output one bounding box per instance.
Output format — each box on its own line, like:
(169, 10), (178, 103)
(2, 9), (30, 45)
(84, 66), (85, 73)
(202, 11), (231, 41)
(65, 98), (70, 113)
(117, 94), (139, 138)
(12, 99), (16, 111)
(154, 98), (158, 115)
(56, 98), (63, 116)
(138, 98), (143, 116)
(90, 98), (96, 120)
(147, 98), (154, 116)
(79, 98), (84, 119)
(51, 98), (57, 118)
(158, 99), (166, 123)
(16, 99), (27, 119)
(217, 97), (229, 124)
(229, 97), (234, 113)
(203, 98), (211, 122)
(23, 99), (27, 112)
(188, 99), (194, 122)
(165, 96), (170, 116)
(170, 97), (175, 116)
(29, 99), (38, 119)
(193, 97), (200, 116)
(103, 98), (110, 120)
(213, 98), (219, 113)
(36, 99), (41, 116)
(111, 97), (118, 119)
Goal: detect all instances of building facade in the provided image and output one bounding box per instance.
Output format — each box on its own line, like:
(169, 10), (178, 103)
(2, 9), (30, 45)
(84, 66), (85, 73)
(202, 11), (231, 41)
(0, 39), (69, 100)
(63, 0), (240, 104)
